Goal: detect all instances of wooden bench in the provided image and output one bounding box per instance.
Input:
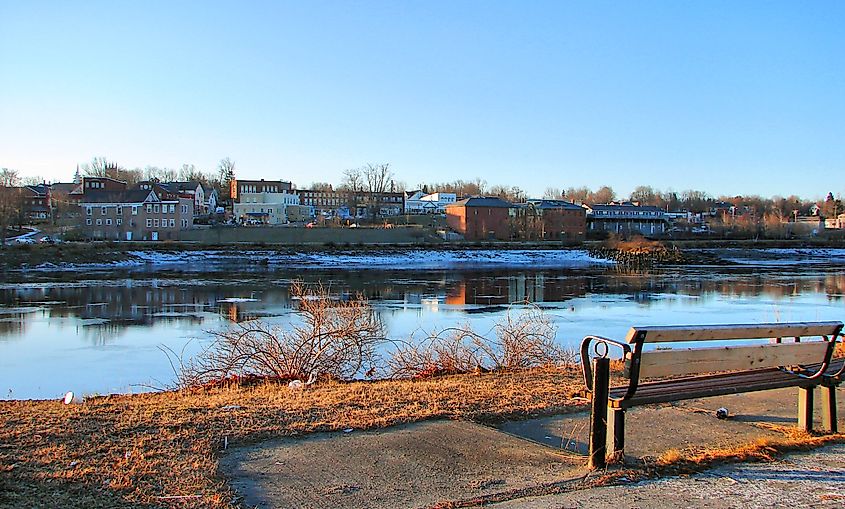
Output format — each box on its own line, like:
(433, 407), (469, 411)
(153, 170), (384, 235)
(579, 321), (843, 468)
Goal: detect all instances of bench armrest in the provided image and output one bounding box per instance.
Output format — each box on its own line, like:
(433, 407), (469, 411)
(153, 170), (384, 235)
(580, 335), (630, 391)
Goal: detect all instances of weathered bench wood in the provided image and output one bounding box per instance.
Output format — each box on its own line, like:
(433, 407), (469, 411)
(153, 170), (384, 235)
(580, 321), (843, 468)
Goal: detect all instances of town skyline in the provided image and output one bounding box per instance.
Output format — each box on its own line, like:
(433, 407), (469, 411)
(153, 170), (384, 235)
(2, 1), (843, 200)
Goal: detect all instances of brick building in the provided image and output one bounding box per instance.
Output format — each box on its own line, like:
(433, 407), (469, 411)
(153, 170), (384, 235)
(445, 197), (515, 240)
(515, 199), (586, 240)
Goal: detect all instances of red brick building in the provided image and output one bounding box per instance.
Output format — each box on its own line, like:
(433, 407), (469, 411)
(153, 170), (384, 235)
(515, 200), (586, 240)
(445, 197), (515, 240)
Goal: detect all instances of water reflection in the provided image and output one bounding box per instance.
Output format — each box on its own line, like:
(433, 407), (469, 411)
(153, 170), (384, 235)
(2, 266), (844, 399)
(2, 268), (845, 338)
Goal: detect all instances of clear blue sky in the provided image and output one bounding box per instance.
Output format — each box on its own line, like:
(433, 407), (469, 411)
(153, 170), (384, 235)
(1, 0), (843, 199)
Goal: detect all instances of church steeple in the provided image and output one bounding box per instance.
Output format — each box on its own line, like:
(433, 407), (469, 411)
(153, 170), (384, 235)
(73, 165), (81, 184)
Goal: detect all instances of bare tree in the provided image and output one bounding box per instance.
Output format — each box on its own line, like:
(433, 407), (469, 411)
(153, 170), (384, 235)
(592, 185), (616, 204)
(0, 169), (22, 246)
(543, 187), (563, 200)
(80, 157), (112, 177)
(80, 157), (143, 185)
(564, 187), (588, 204)
(309, 182), (334, 191)
(340, 167), (364, 192)
(362, 163), (393, 194)
(173, 282), (385, 387)
(630, 185), (657, 205)
(216, 158), (236, 200)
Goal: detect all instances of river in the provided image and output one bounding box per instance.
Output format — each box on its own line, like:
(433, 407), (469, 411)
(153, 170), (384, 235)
(2, 249), (844, 400)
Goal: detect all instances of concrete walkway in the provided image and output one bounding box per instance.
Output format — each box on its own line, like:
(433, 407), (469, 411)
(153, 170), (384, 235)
(220, 386), (844, 509)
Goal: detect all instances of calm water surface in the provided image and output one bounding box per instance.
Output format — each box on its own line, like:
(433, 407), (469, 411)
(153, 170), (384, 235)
(2, 265), (844, 399)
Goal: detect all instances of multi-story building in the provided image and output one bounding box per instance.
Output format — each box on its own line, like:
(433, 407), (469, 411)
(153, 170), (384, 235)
(76, 178), (194, 241)
(21, 184), (52, 222)
(583, 202), (669, 236)
(298, 189), (404, 219)
(515, 199), (586, 240)
(445, 196), (515, 241)
(405, 191), (457, 214)
(230, 179), (299, 224)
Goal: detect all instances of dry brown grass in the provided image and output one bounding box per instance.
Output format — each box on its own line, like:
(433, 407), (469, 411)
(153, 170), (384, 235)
(654, 424), (845, 470)
(0, 366), (584, 509)
(604, 235), (667, 254)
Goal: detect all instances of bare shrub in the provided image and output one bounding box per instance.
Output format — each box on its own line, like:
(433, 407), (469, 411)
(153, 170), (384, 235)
(175, 282), (385, 388)
(387, 304), (572, 378)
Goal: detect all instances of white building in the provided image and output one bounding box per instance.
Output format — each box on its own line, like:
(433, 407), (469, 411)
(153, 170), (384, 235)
(233, 189), (300, 224)
(404, 191), (457, 214)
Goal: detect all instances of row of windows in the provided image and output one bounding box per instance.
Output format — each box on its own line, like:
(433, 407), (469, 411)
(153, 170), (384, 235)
(591, 210), (660, 217)
(87, 218), (126, 226)
(88, 206), (138, 215)
(85, 203), (187, 215)
(146, 218), (177, 228)
(240, 185), (286, 194)
(240, 196), (298, 205)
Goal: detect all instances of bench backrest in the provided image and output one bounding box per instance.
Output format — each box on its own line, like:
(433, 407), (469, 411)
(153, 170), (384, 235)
(623, 321), (842, 379)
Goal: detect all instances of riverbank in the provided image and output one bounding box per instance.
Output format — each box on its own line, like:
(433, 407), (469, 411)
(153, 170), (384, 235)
(0, 367), (583, 509)
(3, 239), (845, 272)
(2, 368), (843, 509)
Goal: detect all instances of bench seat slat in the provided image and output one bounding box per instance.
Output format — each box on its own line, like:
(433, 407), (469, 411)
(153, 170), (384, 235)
(634, 342), (829, 379)
(609, 358), (845, 408)
(609, 368), (815, 408)
(625, 321), (842, 344)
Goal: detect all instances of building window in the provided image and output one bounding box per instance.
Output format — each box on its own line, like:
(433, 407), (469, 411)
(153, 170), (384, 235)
(182, 205), (188, 214)
(96, 219), (102, 225)
(106, 218), (112, 226)
(169, 218), (175, 227)
(146, 204), (152, 213)
(146, 219), (152, 228)
(169, 204), (175, 213)
(132, 206), (138, 215)
(117, 218), (122, 226)
(116, 206), (122, 215)
(154, 219), (159, 227)
(86, 218), (92, 225)
(182, 219), (188, 228)
(153, 204), (160, 213)
(86, 207), (92, 215)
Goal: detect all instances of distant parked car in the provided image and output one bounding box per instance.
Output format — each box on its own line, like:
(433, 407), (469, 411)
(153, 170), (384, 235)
(306, 222), (316, 229)
(14, 237), (36, 244)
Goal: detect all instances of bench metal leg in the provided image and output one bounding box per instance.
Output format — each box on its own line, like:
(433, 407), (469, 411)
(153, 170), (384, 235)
(821, 385), (837, 433)
(607, 407), (625, 461)
(798, 387), (814, 432)
(588, 357), (610, 469)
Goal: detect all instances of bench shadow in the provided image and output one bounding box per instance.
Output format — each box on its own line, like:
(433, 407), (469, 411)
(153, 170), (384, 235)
(730, 414), (796, 424)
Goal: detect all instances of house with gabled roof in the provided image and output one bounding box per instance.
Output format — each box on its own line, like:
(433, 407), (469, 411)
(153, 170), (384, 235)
(76, 178), (193, 241)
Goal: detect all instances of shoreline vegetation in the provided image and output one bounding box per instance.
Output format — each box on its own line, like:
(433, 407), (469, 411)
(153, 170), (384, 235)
(2, 238), (845, 271)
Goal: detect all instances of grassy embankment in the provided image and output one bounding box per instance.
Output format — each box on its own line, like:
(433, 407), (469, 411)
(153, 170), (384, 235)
(3, 364), (845, 509)
(0, 368), (584, 509)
